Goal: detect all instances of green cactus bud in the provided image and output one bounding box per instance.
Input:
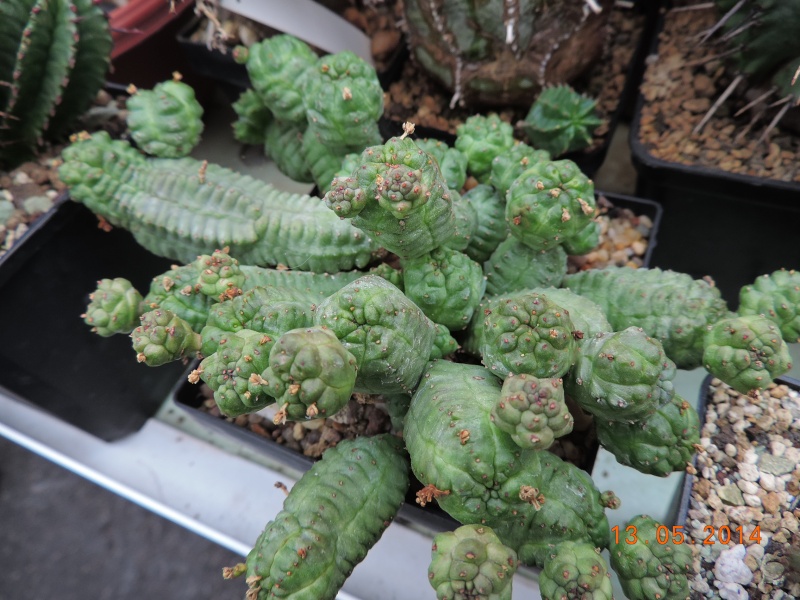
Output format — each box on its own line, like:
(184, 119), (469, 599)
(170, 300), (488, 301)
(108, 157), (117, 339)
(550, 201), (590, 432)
(506, 159), (597, 252)
(415, 138), (469, 191)
(461, 184), (509, 264)
(237, 34), (318, 124)
(367, 262), (404, 291)
(242, 434), (409, 600)
(256, 326), (357, 421)
(531, 287), (612, 339)
(596, 394), (700, 477)
(703, 314), (793, 395)
(483, 238), (567, 296)
(428, 524), (518, 600)
(264, 118), (314, 183)
(405, 360), (611, 567)
(193, 329), (274, 417)
(323, 136), (456, 260)
(563, 267), (731, 369)
(131, 309), (201, 367)
(455, 114), (515, 182)
(738, 268), (800, 342)
(231, 88), (272, 145)
(491, 374), (572, 450)
(442, 189), (478, 252)
(473, 291), (578, 379)
(430, 323), (460, 360)
(566, 327), (677, 424)
(539, 541), (614, 600)
(314, 275), (436, 394)
(303, 50), (384, 150)
(401, 246), (486, 331)
(126, 76), (204, 158)
(609, 514), (692, 600)
(83, 278), (144, 336)
(489, 142), (551, 199)
(521, 85), (603, 157)
(194, 249), (245, 300)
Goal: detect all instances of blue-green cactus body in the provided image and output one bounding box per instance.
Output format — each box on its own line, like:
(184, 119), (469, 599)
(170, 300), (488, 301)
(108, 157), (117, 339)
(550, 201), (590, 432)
(415, 138), (469, 191)
(264, 119), (314, 183)
(83, 278), (145, 336)
(490, 142), (551, 199)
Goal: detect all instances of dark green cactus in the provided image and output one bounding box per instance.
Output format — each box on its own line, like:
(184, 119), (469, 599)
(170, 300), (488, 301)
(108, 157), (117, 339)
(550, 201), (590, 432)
(401, 246), (486, 331)
(738, 268), (800, 342)
(405, 360), (611, 566)
(489, 142), (551, 200)
(609, 514), (692, 600)
(563, 267), (731, 369)
(0, 0), (112, 168)
(82, 278), (144, 337)
(596, 395), (700, 477)
(505, 159), (598, 253)
(126, 76), (204, 158)
(702, 314), (792, 394)
(234, 435), (409, 600)
(490, 374), (573, 450)
(460, 184), (508, 264)
(428, 524), (518, 600)
(131, 309), (201, 367)
(442, 189), (478, 253)
(566, 327), (677, 424)
(231, 88), (272, 145)
(454, 114), (515, 182)
(539, 541), (614, 600)
(323, 134), (456, 260)
(415, 138), (469, 191)
(257, 326), (358, 421)
(59, 132), (377, 272)
(483, 238), (567, 297)
(521, 85), (603, 157)
(469, 291), (578, 379)
(233, 34), (318, 125)
(314, 275), (436, 394)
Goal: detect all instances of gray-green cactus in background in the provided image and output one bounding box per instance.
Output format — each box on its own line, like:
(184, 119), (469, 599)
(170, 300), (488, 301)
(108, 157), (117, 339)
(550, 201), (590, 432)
(490, 142), (551, 200)
(415, 138), (469, 192)
(231, 88), (272, 145)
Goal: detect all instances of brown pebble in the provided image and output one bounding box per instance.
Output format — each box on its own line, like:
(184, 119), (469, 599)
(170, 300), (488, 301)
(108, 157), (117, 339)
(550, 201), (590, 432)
(761, 492), (782, 514)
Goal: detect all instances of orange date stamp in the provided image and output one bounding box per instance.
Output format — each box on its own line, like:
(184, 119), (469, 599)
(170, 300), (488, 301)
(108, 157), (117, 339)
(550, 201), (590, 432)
(612, 524), (762, 546)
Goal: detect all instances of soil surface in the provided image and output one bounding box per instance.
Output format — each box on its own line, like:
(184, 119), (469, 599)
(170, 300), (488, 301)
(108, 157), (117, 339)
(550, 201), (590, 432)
(637, 2), (800, 183)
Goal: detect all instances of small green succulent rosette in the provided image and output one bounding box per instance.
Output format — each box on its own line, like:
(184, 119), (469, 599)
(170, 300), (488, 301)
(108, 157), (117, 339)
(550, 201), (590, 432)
(522, 85), (603, 157)
(126, 77), (204, 158)
(231, 88), (272, 145)
(303, 50), (384, 150)
(428, 524), (518, 600)
(566, 327), (676, 424)
(490, 374), (573, 450)
(474, 292), (578, 379)
(596, 395), (700, 477)
(235, 34), (318, 125)
(609, 514), (692, 600)
(255, 326), (357, 421)
(455, 113), (515, 182)
(131, 309), (201, 366)
(461, 184), (509, 264)
(506, 159), (597, 252)
(483, 238), (567, 296)
(702, 314), (792, 394)
(314, 275), (435, 394)
(738, 268), (800, 342)
(401, 246), (486, 331)
(539, 541), (614, 600)
(83, 277), (144, 336)
(489, 141), (551, 199)
(193, 329), (274, 417)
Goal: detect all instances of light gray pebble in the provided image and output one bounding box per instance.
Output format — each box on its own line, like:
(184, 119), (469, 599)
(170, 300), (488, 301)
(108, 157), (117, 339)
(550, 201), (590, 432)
(746, 543), (764, 561)
(12, 171), (32, 185)
(732, 420), (749, 433)
(692, 577), (711, 595)
(742, 448), (758, 464)
(759, 472), (777, 492)
(738, 462), (759, 482)
(737, 480), (759, 495)
(770, 440), (787, 457)
(714, 544), (753, 585)
(716, 581), (749, 600)
(743, 493), (761, 508)
(725, 443), (738, 457)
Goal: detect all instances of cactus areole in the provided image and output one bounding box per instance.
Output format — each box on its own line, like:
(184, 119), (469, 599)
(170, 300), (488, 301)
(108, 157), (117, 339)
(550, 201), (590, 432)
(402, 0), (613, 107)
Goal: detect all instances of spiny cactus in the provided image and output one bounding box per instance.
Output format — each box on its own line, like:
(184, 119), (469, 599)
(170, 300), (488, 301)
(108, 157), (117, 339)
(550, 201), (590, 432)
(0, 0), (112, 167)
(521, 85), (603, 157)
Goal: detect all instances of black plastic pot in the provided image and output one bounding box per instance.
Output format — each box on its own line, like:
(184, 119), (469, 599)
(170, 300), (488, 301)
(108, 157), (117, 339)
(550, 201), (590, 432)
(0, 198), (192, 441)
(630, 7), (800, 307)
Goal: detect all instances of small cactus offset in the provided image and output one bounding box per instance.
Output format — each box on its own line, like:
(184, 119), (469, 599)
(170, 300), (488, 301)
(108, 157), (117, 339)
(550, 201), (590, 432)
(126, 74), (204, 158)
(82, 278), (144, 337)
(521, 85), (603, 157)
(131, 309), (201, 367)
(738, 268), (800, 342)
(539, 541), (614, 600)
(428, 524), (519, 600)
(231, 88), (272, 145)
(0, 0), (112, 167)
(455, 114), (515, 183)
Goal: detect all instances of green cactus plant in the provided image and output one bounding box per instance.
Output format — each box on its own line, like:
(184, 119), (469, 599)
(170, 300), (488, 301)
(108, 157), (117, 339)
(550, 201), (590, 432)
(539, 541), (614, 600)
(483, 238), (567, 296)
(521, 85), (603, 157)
(82, 278), (145, 337)
(738, 268), (800, 343)
(460, 184), (509, 264)
(131, 309), (201, 367)
(231, 88), (272, 145)
(0, 0), (112, 168)
(455, 114), (515, 182)
(489, 142), (551, 200)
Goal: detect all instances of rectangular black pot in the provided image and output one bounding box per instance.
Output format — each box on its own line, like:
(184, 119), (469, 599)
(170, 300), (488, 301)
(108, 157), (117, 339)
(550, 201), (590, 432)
(0, 198), (193, 441)
(630, 5), (800, 307)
